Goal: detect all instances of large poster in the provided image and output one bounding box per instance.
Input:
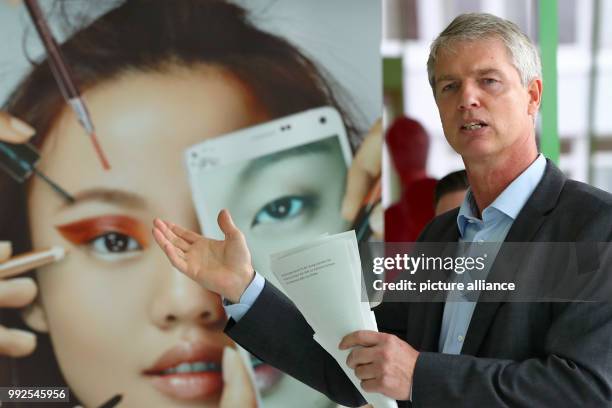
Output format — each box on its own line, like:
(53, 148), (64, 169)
(0, 1), (381, 407)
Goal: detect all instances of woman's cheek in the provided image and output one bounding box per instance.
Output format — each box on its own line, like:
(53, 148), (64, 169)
(36, 254), (155, 402)
(37, 251), (152, 345)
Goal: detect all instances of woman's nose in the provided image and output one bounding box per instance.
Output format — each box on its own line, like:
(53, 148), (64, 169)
(150, 267), (226, 331)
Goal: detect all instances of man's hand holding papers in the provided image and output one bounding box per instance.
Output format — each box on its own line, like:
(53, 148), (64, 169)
(340, 330), (418, 401)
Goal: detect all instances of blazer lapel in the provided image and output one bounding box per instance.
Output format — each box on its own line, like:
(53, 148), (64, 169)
(461, 159), (566, 356)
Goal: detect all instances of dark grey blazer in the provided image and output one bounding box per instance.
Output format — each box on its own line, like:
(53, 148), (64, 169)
(226, 160), (612, 407)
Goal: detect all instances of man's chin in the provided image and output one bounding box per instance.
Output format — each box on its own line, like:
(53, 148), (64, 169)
(451, 143), (497, 161)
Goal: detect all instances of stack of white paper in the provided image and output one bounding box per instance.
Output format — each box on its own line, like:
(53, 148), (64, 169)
(270, 231), (398, 408)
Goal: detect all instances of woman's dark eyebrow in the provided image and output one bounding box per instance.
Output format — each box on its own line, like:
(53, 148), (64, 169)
(238, 138), (337, 183)
(58, 188), (146, 210)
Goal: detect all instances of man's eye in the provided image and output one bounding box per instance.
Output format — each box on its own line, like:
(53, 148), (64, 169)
(482, 78), (499, 86)
(88, 232), (142, 258)
(252, 195), (313, 227)
(441, 83), (457, 92)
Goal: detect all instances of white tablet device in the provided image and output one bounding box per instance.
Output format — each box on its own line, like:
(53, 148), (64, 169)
(185, 106), (352, 281)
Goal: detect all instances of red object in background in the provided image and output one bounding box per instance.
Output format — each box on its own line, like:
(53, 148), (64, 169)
(385, 178), (437, 242)
(386, 116), (430, 186)
(385, 116), (437, 242)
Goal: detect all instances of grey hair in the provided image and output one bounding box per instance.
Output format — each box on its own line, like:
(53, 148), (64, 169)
(427, 13), (541, 93)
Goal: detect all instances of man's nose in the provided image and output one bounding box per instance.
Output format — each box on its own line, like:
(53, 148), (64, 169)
(150, 267), (226, 331)
(458, 82), (481, 110)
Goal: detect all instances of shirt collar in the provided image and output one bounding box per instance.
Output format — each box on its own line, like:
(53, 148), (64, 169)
(457, 154), (547, 237)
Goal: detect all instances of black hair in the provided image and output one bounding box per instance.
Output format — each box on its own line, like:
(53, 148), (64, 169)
(434, 169), (469, 205)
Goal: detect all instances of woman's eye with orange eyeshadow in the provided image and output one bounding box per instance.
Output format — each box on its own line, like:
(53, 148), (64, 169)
(56, 215), (148, 261)
(87, 232), (143, 260)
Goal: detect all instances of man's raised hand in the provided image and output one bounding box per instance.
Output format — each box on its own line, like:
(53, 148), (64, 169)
(152, 209), (254, 303)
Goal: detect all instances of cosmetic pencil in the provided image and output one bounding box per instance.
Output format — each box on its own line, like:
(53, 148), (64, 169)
(351, 178), (382, 243)
(23, 0), (110, 170)
(97, 394), (123, 408)
(0, 247), (66, 278)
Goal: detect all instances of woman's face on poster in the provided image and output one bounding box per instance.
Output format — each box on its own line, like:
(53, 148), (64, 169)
(24, 65), (340, 407)
(193, 138), (349, 286)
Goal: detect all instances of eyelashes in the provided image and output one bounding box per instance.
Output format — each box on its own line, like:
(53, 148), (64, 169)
(56, 215), (148, 260)
(441, 82), (458, 92)
(88, 232), (142, 260)
(251, 195), (317, 227)
(54, 195), (318, 257)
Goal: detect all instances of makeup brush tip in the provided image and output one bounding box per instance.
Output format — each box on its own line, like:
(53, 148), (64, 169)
(89, 131), (111, 170)
(98, 393), (122, 408)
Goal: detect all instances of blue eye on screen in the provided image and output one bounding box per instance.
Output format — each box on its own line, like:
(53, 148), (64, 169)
(251, 195), (315, 227)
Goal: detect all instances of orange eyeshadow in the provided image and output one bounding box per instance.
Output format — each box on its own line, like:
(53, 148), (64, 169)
(56, 215), (149, 248)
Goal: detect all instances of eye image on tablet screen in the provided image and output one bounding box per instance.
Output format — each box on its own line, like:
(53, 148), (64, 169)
(197, 136), (348, 280)
(186, 107), (353, 287)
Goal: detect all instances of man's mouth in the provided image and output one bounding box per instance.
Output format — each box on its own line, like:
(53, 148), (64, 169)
(461, 121), (488, 130)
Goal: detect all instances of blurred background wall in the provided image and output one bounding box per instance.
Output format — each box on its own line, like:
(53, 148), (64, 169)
(382, 0), (612, 205)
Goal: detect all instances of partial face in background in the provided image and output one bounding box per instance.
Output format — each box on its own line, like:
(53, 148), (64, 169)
(435, 189), (467, 216)
(25, 65), (326, 407)
(433, 37), (541, 163)
(197, 138), (348, 283)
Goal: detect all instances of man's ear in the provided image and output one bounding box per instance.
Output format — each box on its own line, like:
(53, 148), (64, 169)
(527, 78), (543, 117)
(21, 298), (49, 333)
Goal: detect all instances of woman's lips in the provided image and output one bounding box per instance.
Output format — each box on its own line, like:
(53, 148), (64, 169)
(148, 360), (283, 401)
(148, 372), (224, 401)
(144, 343), (285, 401)
(144, 342), (224, 401)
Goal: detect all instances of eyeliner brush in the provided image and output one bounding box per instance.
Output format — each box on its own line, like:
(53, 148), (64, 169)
(0, 141), (75, 204)
(23, 0), (111, 170)
(31, 167), (75, 204)
(351, 178), (382, 243)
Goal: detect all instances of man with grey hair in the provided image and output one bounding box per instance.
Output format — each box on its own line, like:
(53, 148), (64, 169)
(154, 12), (612, 407)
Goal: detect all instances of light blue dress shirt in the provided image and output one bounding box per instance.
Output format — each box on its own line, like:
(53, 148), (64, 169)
(223, 272), (265, 321)
(438, 154), (546, 354)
